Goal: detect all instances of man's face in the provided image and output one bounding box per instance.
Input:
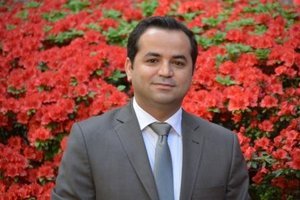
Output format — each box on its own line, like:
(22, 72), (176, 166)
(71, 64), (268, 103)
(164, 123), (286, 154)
(125, 27), (193, 112)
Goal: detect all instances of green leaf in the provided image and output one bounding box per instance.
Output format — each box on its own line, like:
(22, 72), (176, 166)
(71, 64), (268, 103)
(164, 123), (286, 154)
(43, 25), (52, 33)
(253, 25), (268, 35)
(225, 43), (253, 60)
(35, 137), (63, 160)
(196, 36), (213, 49)
(42, 10), (67, 22)
(86, 23), (102, 32)
(46, 29), (84, 45)
(103, 9), (121, 19)
(37, 62), (49, 72)
(181, 12), (199, 21)
(15, 10), (29, 20)
(7, 86), (26, 96)
(117, 85), (126, 91)
(70, 77), (78, 86)
(65, 0), (90, 12)
(208, 107), (221, 113)
(6, 24), (16, 30)
(109, 70), (126, 82)
(25, 1), (41, 8)
(215, 54), (228, 68)
(226, 18), (255, 30)
(202, 17), (221, 27)
(191, 27), (204, 34)
(139, 0), (158, 17)
(103, 21), (138, 46)
(216, 75), (236, 86)
(196, 31), (225, 50)
(94, 69), (103, 76)
(255, 49), (270, 60)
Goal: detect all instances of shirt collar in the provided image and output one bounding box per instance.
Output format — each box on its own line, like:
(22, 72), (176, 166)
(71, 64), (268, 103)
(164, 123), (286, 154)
(133, 97), (182, 136)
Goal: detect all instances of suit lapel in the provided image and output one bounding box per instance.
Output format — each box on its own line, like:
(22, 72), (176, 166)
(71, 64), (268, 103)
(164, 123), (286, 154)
(180, 111), (206, 200)
(114, 102), (158, 200)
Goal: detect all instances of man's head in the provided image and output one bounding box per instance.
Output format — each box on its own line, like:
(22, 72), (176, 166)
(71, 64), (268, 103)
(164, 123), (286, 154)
(125, 16), (198, 120)
(127, 16), (198, 69)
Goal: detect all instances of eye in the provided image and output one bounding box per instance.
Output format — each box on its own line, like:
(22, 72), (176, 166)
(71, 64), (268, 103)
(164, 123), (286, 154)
(146, 58), (159, 64)
(172, 60), (185, 67)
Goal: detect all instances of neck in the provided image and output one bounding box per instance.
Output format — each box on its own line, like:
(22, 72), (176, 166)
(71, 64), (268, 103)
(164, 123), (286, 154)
(135, 99), (181, 121)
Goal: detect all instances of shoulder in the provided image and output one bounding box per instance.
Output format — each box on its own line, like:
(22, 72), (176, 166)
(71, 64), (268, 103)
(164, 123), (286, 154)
(70, 105), (128, 140)
(183, 110), (236, 141)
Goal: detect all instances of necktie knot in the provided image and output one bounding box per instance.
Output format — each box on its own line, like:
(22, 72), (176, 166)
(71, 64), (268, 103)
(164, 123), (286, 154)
(149, 122), (171, 136)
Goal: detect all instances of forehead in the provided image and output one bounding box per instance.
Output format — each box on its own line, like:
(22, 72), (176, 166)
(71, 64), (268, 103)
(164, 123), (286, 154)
(136, 27), (192, 57)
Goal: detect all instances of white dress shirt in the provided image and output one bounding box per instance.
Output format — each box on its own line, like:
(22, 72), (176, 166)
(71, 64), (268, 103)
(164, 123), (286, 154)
(133, 98), (183, 200)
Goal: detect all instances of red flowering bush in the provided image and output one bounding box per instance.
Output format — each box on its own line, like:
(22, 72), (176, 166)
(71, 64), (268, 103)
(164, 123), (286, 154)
(0, 0), (299, 199)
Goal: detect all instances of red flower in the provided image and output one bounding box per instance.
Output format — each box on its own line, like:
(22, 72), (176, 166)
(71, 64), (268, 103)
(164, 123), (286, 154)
(123, 9), (142, 21)
(23, 146), (44, 162)
(226, 29), (245, 43)
(246, 34), (274, 49)
(37, 162), (55, 179)
(271, 177), (287, 189)
(228, 96), (250, 111)
(260, 95), (278, 108)
(252, 167), (268, 184)
(28, 126), (52, 143)
(272, 149), (288, 160)
(7, 136), (23, 151)
(99, 18), (118, 31)
(258, 120), (274, 132)
(255, 137), (272, 152)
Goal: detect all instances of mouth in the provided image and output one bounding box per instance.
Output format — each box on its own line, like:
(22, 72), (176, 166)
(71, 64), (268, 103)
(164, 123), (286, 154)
(152, 82), (175, 89)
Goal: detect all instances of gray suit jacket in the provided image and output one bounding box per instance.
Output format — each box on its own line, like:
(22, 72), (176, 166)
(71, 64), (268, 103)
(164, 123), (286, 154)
(52, 102), (250, 200)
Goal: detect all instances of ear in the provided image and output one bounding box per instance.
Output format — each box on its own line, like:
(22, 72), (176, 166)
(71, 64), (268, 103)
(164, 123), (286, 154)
(125, 57), (133, 82)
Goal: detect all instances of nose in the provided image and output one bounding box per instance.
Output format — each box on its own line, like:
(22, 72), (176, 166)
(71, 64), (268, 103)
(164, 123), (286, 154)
(158, 61), (173, 77)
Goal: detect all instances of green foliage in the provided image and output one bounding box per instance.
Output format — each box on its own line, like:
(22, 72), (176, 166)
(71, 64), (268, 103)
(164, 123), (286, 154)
(86, 23), (102, 31)
(139, 0), (158, 17)
(103, 9), (121, 19)
(25, 1), (41, 8)
(106, 70), (127, 91)
(15, 10), (29, 20)
(226, 18), (255, 30)
(216, 75), (236, 86)
(215, 54), (227, 68)
(43, 25), (53, 33)
(64, 0), (90, 12)
(6, 24), (16, 30)
(243, 1), (298, 27)
(108, 70), (126, 83)
(255, 48), (270, 60)
(181, 12), (199, 21)
(70, 77), (78, 86)
(250, 184), (281, 200)
(104, 21), (138, 46)
(253, 25), (268, 35)
(42, 10), (67, 22)
(7, 86), (26, 97)
(243, 2), (281, 13)
(35, 136), (64, 160)
(196, 31), (226, 49)
(37, 62), (50, 72)
(225, 43), (253, 60)
(46, 29), (84, 45)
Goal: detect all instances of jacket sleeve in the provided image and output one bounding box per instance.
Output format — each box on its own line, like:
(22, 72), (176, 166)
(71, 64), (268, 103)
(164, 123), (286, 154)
(226, 134), (251, 200)
(52, 123), (95, 200)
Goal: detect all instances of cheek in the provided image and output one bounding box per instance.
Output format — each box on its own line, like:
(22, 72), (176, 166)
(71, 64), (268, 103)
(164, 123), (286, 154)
(177, 73), (193, 86)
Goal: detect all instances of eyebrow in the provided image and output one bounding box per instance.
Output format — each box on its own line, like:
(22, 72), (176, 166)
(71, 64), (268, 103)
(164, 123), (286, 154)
(144, 52), (188, 62)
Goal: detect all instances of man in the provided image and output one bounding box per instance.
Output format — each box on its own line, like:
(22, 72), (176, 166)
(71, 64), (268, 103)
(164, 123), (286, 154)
(52, 16), (250, 200)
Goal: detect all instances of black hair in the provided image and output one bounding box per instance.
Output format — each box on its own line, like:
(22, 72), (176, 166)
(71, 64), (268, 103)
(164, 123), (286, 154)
(127, 16), (198, 69)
